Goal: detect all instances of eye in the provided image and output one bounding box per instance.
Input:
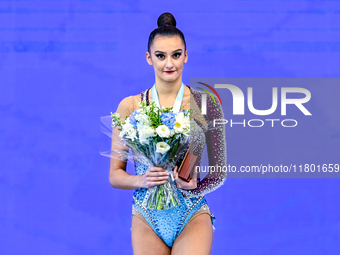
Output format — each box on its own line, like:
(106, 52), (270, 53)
(156, 54), (165, 59)
(173, 52), (182, 58)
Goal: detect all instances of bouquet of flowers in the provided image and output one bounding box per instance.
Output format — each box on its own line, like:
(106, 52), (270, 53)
(100, 100), (192, 210)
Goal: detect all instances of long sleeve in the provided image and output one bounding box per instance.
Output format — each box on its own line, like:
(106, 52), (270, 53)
(179, 89), (227, 197)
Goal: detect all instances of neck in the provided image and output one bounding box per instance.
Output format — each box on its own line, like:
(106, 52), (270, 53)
(154, 75), (183, 97)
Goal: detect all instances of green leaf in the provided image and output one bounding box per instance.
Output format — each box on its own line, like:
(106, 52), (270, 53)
(169, 140), (180, 159)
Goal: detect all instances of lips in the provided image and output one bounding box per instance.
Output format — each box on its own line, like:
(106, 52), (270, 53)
(165, 71), (175, 73)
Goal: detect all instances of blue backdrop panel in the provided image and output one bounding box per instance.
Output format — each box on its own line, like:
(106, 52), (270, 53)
(1, 1), (340, 254)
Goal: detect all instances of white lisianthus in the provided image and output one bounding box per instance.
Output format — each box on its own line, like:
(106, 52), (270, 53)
(155, 125), (171, 138)
(156, 142), (171, 154)
(139, 126), (156, 145)
(120, 118), (137, 141)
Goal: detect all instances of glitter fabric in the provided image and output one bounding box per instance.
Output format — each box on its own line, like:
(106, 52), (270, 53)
(131, 162), (214, 247)
(181, 86), (228, 197)
(114, 85), (227, 247)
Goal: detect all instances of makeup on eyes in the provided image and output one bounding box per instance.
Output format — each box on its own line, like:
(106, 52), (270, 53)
(155, 51), (182, 59)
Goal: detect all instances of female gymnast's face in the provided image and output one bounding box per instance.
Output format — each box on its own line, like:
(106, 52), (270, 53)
(146, 35), (187, 83)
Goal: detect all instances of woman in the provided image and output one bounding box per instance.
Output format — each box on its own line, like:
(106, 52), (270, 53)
(110, 12), (227, 255)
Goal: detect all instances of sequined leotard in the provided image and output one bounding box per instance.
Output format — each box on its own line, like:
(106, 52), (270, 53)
(116, 86), (227, 247)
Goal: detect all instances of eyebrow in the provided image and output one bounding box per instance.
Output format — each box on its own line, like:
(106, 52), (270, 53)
(154, 49), (183, 54)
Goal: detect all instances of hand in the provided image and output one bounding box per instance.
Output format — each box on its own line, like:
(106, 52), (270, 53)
(138, 166), (170, 189)
(173, 166), (197, 190)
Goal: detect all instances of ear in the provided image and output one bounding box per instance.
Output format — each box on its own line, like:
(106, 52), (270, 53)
(146, 52), (153, 66)
(184, 49), (188, 63)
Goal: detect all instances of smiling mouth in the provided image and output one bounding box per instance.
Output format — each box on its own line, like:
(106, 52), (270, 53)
(165, 71), (175, 73)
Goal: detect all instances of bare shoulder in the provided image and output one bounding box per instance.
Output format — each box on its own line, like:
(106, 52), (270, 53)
(117, 96), (132, 110)
(118, 95), (133, 104)
(115, 95), (137, 121)
(130, 92), (145, 110)
(117, 92), (144, 115)
(121, 91), (144, 105)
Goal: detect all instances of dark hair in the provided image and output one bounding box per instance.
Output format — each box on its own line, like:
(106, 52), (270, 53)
(147, 12), (186, 52)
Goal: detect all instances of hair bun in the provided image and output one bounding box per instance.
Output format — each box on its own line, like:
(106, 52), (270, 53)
(157, 12), (176, 28)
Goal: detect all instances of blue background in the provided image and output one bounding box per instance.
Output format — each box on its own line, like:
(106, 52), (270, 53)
(1, 0), (340, 254)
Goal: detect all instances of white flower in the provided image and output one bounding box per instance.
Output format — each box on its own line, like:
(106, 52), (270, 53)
(135, 113), (151, 127)
(176, 112), (184, 119)
(112, 112), (120, 118)
(173, 113), (190, 134)
(112, 120), (117, 128)
(138, 126), (156, 145)
(156, 142), (171, 154)
(120, 120), (137, 141)
(155, 125), (171, 138)
(110, 112), (121, 127)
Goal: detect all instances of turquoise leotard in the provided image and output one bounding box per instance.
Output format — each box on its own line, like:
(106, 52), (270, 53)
(131, 161), (215, 247)
(130, 86), (226, 247)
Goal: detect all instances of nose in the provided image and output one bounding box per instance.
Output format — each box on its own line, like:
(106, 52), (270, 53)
(165, 57), (174, 69)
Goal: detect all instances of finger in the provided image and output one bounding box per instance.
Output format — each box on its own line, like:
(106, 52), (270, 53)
(148, 167), (166, 172)
(147, 175), (169, 182)
(148, 180), (167, 187)
(150, 179), (168, 184)
(147, 171), (170, 177)
(173, 166), (178, 178)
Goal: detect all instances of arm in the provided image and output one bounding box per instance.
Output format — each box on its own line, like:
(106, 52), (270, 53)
(110, 161), (170, 190)
(109, 96), (170, 189)
(109, 142), (143, 189)
(109, 96), (141, 189)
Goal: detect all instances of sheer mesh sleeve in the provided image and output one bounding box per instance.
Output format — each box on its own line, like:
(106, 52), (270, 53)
(179, 89), (227, 197)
